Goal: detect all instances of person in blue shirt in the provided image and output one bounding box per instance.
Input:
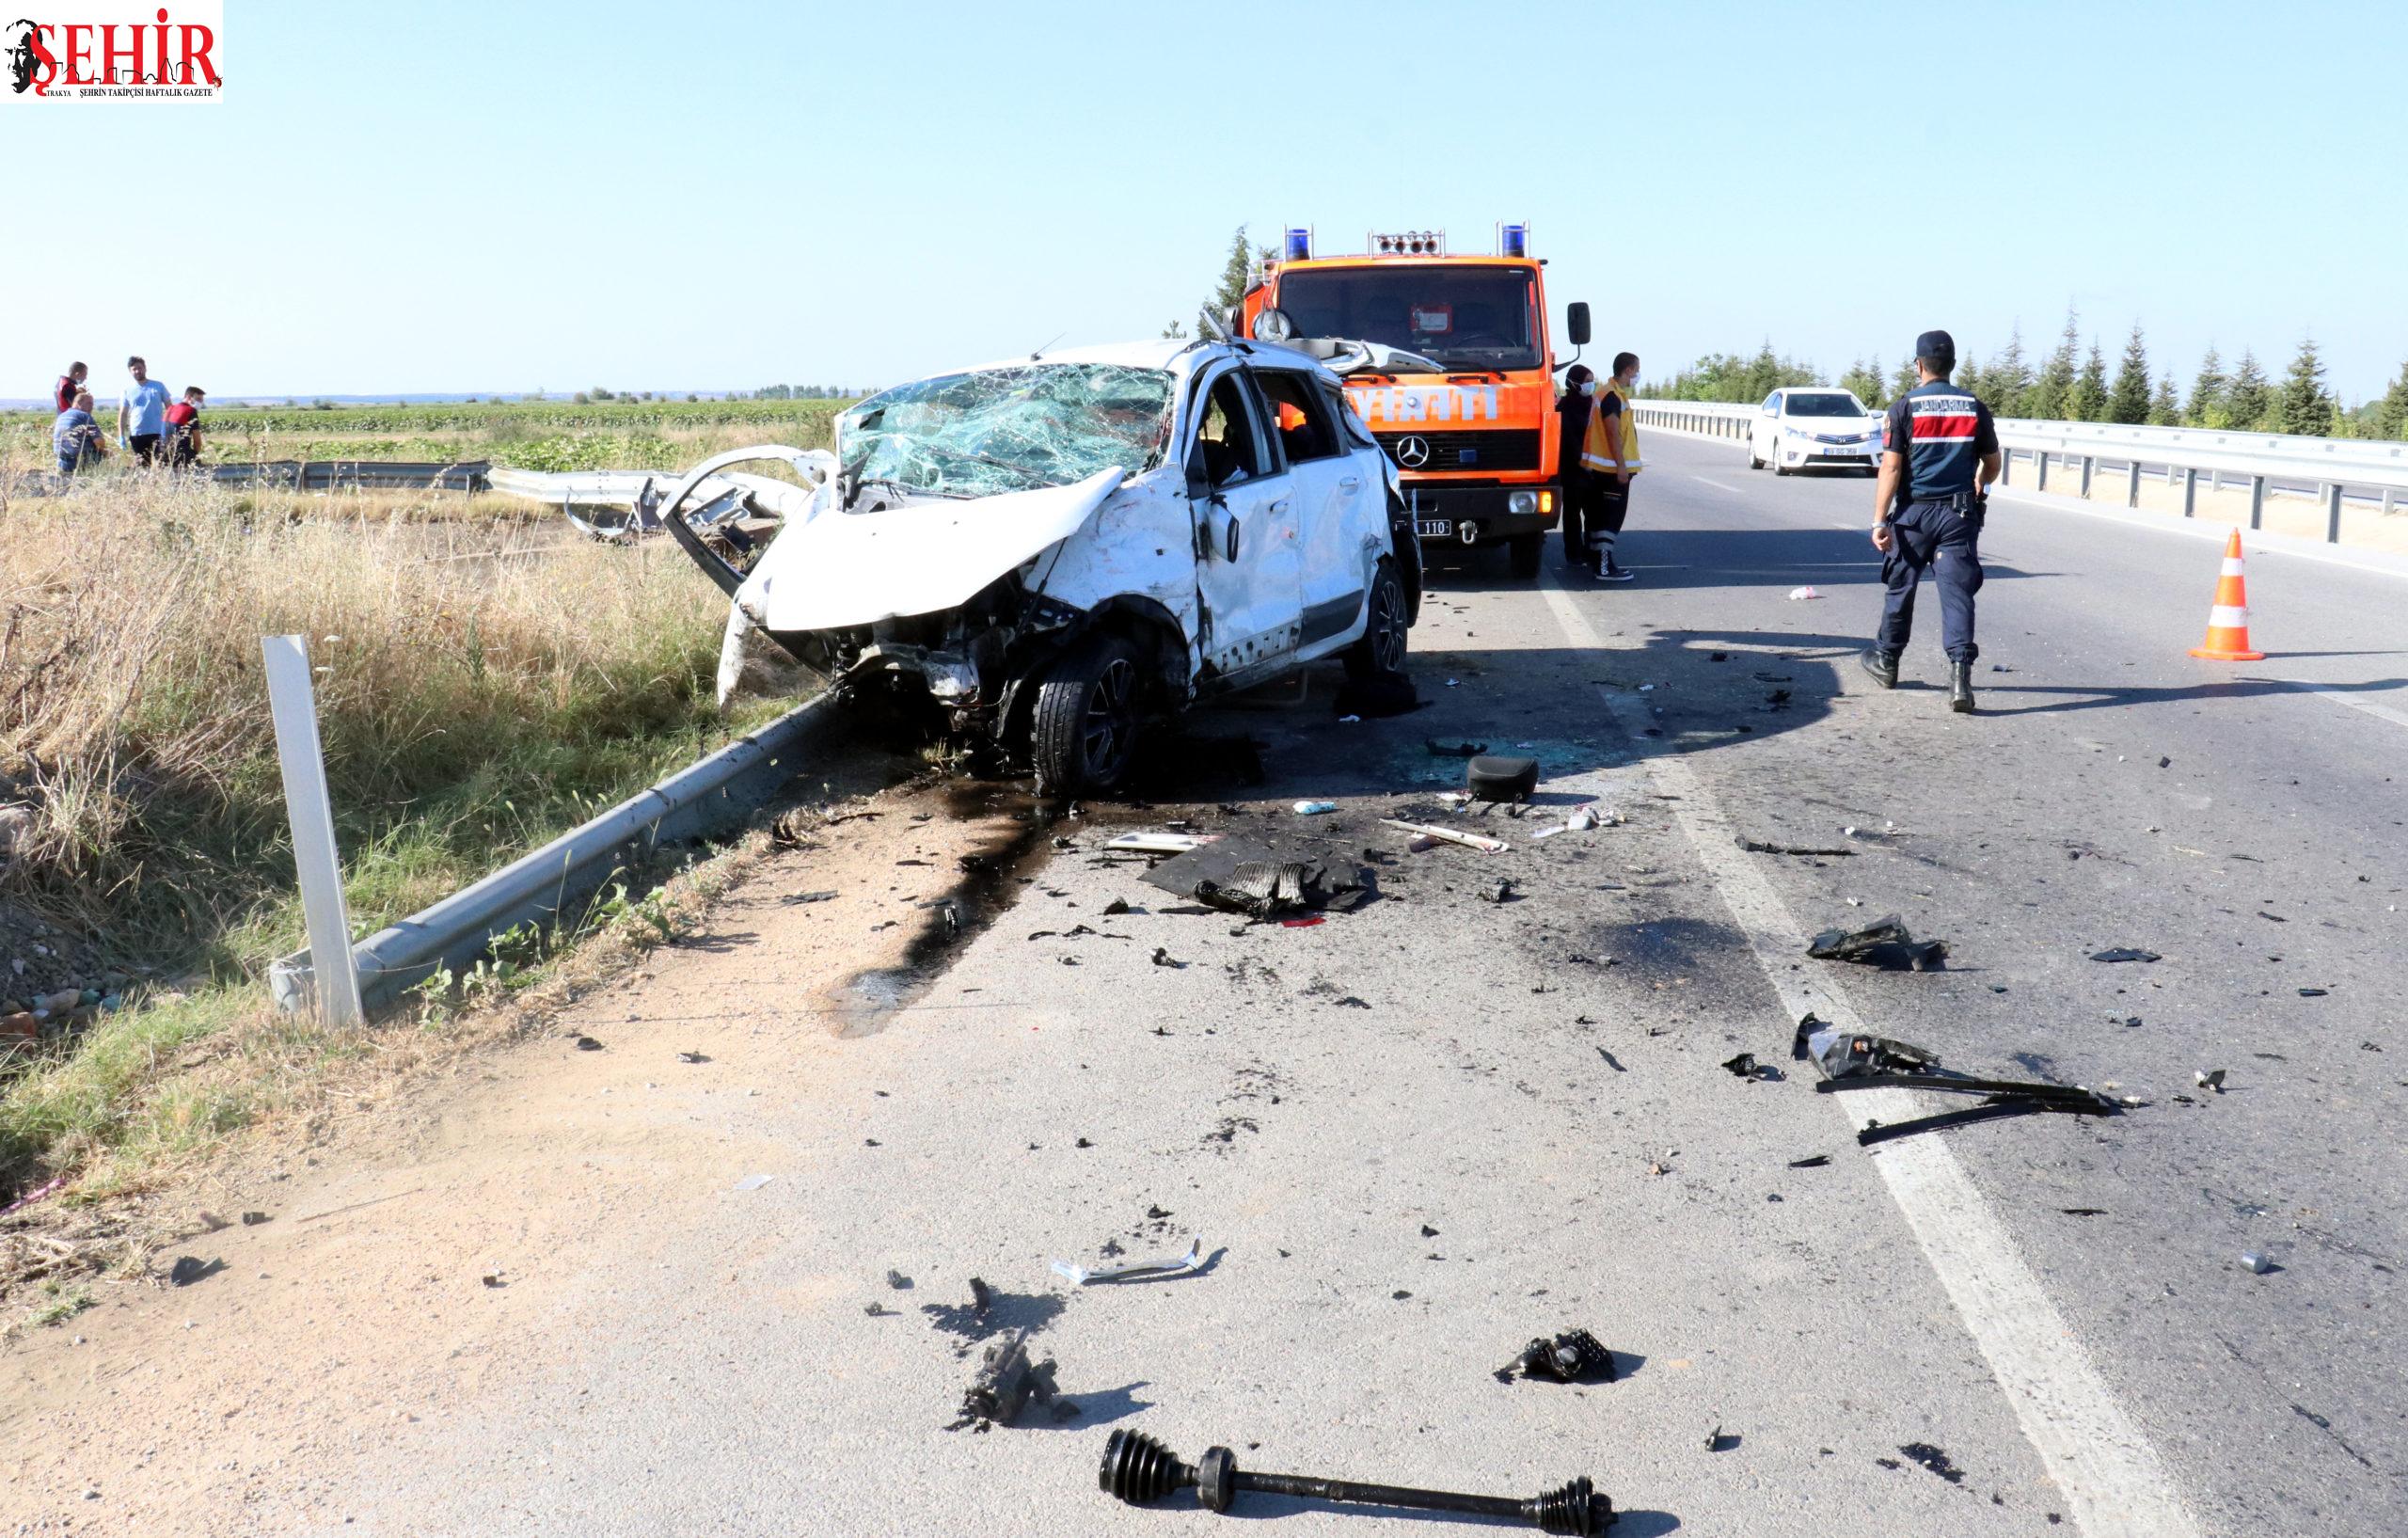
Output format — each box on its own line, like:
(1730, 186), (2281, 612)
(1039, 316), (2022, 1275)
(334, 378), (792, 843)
(117, 355), (171, 466)
(54, 390), (108, 474)
(1861, 330), (2001, 713)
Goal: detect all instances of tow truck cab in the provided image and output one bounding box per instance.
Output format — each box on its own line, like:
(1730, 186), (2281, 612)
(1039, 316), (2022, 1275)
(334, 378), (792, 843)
(1240, 224), (1590, 577)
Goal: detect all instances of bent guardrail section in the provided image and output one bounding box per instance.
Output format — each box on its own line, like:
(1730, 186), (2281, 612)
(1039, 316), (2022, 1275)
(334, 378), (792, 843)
(270, 692), (833, 1018)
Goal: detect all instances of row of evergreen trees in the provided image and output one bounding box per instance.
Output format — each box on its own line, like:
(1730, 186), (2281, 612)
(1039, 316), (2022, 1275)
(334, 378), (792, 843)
(1652, 311), (2408, 442)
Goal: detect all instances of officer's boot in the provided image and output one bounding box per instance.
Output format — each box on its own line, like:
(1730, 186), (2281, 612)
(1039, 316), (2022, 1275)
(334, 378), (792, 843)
(1949, 660), (1975, 713)
(1859, 649), (1898, 689)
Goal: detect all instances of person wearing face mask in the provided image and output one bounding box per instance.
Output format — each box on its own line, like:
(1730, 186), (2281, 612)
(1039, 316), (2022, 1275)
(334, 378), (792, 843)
(1576, 352), (1642, 581)
(1556, 364), (1600, 573)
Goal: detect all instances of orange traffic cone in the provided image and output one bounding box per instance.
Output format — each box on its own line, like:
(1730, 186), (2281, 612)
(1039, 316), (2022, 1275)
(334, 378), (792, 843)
(2187, 530), (2264, 661)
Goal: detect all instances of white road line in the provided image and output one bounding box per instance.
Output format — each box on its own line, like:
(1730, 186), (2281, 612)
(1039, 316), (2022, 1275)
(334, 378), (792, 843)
(2278, 679), (2408, 731)
(1691, 476), (1744, 493)
(1540, 572), (2203, 1538)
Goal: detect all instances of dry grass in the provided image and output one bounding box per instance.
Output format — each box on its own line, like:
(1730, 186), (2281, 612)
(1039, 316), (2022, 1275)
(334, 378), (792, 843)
(0, 467), (766, 1198)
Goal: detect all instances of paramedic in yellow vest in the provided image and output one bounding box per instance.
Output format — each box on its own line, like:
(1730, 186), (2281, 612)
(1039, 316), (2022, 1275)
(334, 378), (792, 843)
(1577, 352), (1641, 582)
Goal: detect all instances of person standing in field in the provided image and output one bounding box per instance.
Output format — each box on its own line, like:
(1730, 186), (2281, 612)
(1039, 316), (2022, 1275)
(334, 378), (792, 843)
(118, 356), (170, 466)
(1555, 363), (1599, 573)
(163, 386), (207, 468)
(54, 361), (87, 413)
(1577, 351), (1643, 581)
(54, 389), (107, 474)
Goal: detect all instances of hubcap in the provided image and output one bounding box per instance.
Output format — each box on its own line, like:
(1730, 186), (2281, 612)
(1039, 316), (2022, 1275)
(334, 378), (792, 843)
(1082, 658), (1136, 773)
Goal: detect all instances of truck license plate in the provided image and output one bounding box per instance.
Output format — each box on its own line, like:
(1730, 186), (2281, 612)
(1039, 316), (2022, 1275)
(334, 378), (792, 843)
(1416, 519), (1451, 537)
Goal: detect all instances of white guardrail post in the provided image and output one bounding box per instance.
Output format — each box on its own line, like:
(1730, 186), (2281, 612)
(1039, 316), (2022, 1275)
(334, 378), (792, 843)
(261, 635), (366, 1025)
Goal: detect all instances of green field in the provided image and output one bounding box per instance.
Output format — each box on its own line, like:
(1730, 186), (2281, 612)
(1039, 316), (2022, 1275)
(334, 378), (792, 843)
(4, 395), (850, 475)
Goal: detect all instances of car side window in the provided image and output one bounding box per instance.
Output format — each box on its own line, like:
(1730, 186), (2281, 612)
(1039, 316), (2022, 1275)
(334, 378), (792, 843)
(1251, 368), (1344, 464)
(1194, 372), (1269, 488)
(1316, 378), (1378, 449)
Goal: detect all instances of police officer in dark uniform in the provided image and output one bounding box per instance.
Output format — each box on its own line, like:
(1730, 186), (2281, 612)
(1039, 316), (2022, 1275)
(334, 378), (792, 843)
(1861, 330), (2000, 712)
(1556, 364), (1597, 571)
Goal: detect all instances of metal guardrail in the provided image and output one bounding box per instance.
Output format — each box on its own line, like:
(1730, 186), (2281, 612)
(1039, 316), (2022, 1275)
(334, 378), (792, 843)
(6, 459), (490, 499)
(269, 692), (833, 1018)
(1630, 400), (2408, 542)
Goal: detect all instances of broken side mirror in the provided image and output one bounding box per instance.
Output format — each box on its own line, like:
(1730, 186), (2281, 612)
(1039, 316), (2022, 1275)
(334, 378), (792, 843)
(1566, 302), (1592, 348)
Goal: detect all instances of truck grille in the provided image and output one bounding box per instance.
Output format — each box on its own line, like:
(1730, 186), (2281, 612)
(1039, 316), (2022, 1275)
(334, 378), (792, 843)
(1374, 430), (1543, 473)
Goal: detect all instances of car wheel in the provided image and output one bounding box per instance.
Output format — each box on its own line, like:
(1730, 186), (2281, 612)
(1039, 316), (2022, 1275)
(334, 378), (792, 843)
(1772, 446), (1790, 477)
(1507, 532), (1544, 579)
(1343, 560), (1411, 681)
(1748, 438), (1766, 470)
(1031, 632), (1143, 794)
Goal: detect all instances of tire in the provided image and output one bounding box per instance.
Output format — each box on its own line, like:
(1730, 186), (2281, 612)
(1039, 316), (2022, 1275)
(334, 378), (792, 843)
(1343, 560), (1411, 681)
(1030, 632), (1143, 794)
(1748, 439), (1766, 470)
(1772, 452), (1790, 477)
(1507, 532), (1545, 579)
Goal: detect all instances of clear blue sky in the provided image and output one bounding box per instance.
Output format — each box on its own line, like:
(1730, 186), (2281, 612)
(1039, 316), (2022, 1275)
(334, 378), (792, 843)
(9, 0), (2403, 402)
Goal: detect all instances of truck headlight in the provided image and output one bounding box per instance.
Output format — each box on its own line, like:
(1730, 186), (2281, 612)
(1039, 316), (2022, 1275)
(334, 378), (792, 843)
(1507, 490), (1538, 515)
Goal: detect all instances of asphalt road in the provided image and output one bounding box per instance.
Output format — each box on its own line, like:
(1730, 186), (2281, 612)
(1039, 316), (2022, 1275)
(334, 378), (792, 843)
(31, 433), (2396, 1536)
(361, 433), (2399, 1535)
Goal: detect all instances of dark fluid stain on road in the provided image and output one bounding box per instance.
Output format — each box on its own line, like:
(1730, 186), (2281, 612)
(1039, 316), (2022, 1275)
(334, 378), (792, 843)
(826, 782), (1070, 1038)
(1897, 1442), (1967, 1484)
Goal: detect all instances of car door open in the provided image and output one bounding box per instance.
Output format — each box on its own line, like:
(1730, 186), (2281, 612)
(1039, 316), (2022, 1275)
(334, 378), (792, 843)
(1186, 368), (1301, 685)
(1250, 364), (1370, 656)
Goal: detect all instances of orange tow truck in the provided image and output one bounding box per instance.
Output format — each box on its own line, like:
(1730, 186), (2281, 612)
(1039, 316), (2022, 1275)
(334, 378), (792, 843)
(1239, 224), (1589, 578)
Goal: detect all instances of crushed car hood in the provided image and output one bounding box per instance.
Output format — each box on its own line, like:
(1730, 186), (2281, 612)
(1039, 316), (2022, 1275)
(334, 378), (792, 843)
(737, 467), (1127, 632)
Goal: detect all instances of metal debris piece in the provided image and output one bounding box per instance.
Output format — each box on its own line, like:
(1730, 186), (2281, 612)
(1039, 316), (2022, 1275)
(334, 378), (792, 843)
(1807, 914), (1948, 971)
(732, 1174), (772, 1192)
(781, 890), (838, 905)
(1787, 1155), (1830, 1169)
(1497, 1327), (1615, 1385)
(1099, 1428), (1608, 1531)
(953, 1327), (1058, 1430)
(1051, 1236), (1205, 1286)
(1736, 836), (1856, 857)
(2088, 946), (2162, 963)
(1800, 1025), (1942, 1079)
(1150, 946), (1183, 968)
(167, 1256), (221, 1287)
(1382, 817), (1508, 854)
(1721, 1053), (1776, 1082)
(2240, 1250), (2274, 1275)
(1105, 832), (1209, 855)
(2195, 1069), (2226, 1093)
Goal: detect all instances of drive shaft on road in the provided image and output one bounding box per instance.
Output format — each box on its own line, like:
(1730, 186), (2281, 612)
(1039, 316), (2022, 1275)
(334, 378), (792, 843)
(1100, 1428), (1610, 1533)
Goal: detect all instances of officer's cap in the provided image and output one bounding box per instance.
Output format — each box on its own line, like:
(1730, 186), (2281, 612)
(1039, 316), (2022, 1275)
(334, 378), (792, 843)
(1914, 330), (1956, 370)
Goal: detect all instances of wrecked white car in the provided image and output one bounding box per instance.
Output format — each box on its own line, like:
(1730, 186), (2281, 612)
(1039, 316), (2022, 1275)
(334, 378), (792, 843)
(662, 340), (1420, 791)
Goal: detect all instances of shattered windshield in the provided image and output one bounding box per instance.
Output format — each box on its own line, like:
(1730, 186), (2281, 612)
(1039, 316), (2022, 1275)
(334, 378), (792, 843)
(1274, 267), (1541, 371)
(838, 363), (1173, 500)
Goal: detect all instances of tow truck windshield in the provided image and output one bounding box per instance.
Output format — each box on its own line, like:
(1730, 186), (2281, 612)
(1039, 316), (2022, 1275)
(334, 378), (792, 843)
(1275, 267), (1541, 373)
(839, 363), (1173, 501)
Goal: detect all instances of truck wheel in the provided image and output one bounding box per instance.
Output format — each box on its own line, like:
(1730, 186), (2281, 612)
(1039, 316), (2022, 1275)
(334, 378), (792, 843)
(1507, 533), (1545, 579)
(1342, 560), (1411, 681)
(1031, 633), (1143, 794)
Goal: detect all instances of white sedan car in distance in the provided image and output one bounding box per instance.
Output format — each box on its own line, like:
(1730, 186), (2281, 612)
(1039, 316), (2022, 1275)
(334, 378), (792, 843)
(1748, 388), (1884, 475)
